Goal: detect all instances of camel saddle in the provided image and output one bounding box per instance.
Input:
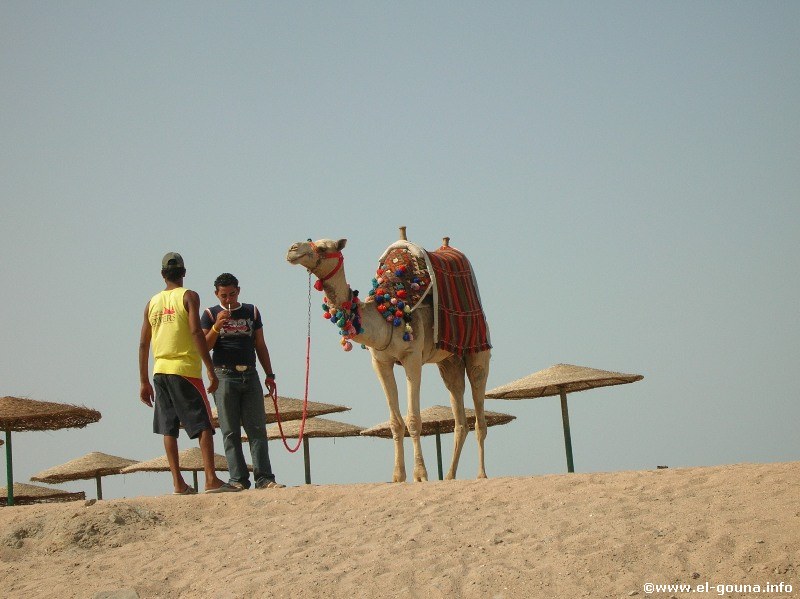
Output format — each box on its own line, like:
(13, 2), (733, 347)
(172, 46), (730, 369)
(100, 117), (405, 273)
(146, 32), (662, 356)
(378, 240), (491, 355)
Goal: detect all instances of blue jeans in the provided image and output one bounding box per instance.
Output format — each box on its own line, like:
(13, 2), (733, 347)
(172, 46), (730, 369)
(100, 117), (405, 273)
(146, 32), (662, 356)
(213, 368), (275, 487)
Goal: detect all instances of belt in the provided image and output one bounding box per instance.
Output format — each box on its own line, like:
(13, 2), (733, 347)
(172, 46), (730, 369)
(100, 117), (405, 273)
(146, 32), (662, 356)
(217, 365), (252, 372)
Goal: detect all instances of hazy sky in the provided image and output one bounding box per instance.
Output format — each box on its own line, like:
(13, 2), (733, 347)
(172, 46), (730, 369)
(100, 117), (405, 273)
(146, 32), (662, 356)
(2, 2), (798, 499)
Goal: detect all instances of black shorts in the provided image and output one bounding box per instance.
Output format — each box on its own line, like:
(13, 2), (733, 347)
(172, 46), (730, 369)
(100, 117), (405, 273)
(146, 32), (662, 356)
(153, 374), (215, 439)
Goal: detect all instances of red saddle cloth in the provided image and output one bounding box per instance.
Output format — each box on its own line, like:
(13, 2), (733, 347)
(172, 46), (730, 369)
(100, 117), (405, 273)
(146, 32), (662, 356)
(426, 246), (492, 356)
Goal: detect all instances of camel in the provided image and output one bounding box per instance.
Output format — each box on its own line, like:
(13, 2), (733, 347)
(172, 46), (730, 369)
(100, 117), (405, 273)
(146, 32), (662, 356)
(286, 232), (491, 482)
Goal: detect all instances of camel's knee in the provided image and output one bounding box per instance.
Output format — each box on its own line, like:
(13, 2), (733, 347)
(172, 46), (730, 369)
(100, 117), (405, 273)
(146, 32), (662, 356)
(452, 423), (468, 446)
(405, 414), (422, 437)
(389, 415), (406, 439)
(474, 421), (487, 443)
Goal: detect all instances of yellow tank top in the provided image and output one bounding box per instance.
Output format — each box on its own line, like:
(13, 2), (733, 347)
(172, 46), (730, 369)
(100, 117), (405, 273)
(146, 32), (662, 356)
(148, 288), (202, 377)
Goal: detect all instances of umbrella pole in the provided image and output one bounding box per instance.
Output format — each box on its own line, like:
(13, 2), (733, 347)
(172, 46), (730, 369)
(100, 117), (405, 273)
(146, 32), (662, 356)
(4, 428), (12, 506)
(96, 475), (103, 500)
(192, 471), (199, 492)
(559, 388), (575, 473)
(303, 437), (311, 484)
(435, 425), (443, 481)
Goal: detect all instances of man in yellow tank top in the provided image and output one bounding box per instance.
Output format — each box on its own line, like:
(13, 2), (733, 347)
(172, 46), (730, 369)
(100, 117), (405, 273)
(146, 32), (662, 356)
(138, 252), (238, 494)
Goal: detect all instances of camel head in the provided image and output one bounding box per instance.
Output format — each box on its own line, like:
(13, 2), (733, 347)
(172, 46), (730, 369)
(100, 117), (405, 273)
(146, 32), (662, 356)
(286, 238), (348, 276)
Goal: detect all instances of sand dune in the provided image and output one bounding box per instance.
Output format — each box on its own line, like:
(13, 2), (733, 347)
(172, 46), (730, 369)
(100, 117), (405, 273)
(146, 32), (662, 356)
(1, 461), (798, 598)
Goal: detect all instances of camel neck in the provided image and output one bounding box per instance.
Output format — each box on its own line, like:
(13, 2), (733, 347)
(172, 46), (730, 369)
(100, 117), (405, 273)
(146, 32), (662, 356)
(319, 267), (351, 307)
(317, 267), (391, 351)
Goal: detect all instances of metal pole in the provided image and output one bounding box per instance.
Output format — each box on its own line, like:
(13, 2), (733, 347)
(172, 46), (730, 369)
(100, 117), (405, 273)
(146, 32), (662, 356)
(303, 437), (311, 484)
(5, 428), (13, 506)
(192, 471), (199, 492)
(96, 475), (103, 500)
(435, 426), (443, 480)
(559, 388), (575, 473)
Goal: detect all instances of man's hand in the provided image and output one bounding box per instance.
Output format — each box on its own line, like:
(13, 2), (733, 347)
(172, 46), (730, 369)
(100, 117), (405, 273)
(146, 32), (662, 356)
(140, 381), (154, 407)
(215, 310), (231, 329)
(265, 377), (276, 396)
(207, 371), (219, 394)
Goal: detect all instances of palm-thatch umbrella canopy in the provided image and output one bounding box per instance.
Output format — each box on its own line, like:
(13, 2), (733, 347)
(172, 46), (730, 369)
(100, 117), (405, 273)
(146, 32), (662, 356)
(486, 364), (643, 473)
(1, 396), (101, 506)
(265, 396), (350, 423)
(203, 396), (350, 428)
(360, 405), (516, 480)
(120, 447), (248, 492)
(30, 452), (137, 500)
(260, 418), (364, 485)
(0, 482), (85, 506)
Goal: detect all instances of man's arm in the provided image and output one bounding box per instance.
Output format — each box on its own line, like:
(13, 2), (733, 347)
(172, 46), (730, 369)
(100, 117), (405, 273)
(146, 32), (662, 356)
(253, 328), (276, 395)
(202, 308), (229, 350)
(184, 290), (218, 393)
(139, 302), (154, 406)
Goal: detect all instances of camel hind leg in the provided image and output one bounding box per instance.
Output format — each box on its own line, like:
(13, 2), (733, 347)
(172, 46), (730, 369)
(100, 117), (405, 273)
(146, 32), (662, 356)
(437, 355), (468, 480)
(465, 350), (491, 479)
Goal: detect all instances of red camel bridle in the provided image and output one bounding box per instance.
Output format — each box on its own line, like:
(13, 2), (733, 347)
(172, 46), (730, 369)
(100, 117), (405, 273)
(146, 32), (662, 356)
(308, 241), (343, 291)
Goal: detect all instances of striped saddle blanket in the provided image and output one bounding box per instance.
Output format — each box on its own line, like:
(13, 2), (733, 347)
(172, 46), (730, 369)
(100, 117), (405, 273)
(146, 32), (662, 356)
(379, 241), (491, 355)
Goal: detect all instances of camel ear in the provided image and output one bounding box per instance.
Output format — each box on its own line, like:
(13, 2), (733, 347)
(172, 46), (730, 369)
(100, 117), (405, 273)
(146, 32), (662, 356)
(336, 239), (347, 251)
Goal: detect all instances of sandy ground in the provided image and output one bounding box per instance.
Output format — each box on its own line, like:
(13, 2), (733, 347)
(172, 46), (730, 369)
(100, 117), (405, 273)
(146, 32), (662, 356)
(1, 461), (798, 599)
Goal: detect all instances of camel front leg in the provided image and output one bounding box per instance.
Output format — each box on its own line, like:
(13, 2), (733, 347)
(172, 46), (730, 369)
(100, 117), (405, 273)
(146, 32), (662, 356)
(371, 357), (406, 482)
(402, 357), (428, 482)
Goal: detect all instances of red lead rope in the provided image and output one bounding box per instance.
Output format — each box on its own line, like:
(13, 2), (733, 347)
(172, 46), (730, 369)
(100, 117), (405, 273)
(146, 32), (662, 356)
(270, 273), (312, 452)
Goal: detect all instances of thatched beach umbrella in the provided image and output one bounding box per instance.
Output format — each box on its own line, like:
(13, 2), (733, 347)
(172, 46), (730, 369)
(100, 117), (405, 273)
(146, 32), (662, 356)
(265, 396), (350, 423)
(486, 364), (643, 473)
(0, 482), (85, 506)
(30, 452), (137, 500)
(360, 405), (516, 480)
(262, 418), (364, 485)
(206, 396), (350, 428)
(120, 447), (247, 492)
(1, 396), (101, 506)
